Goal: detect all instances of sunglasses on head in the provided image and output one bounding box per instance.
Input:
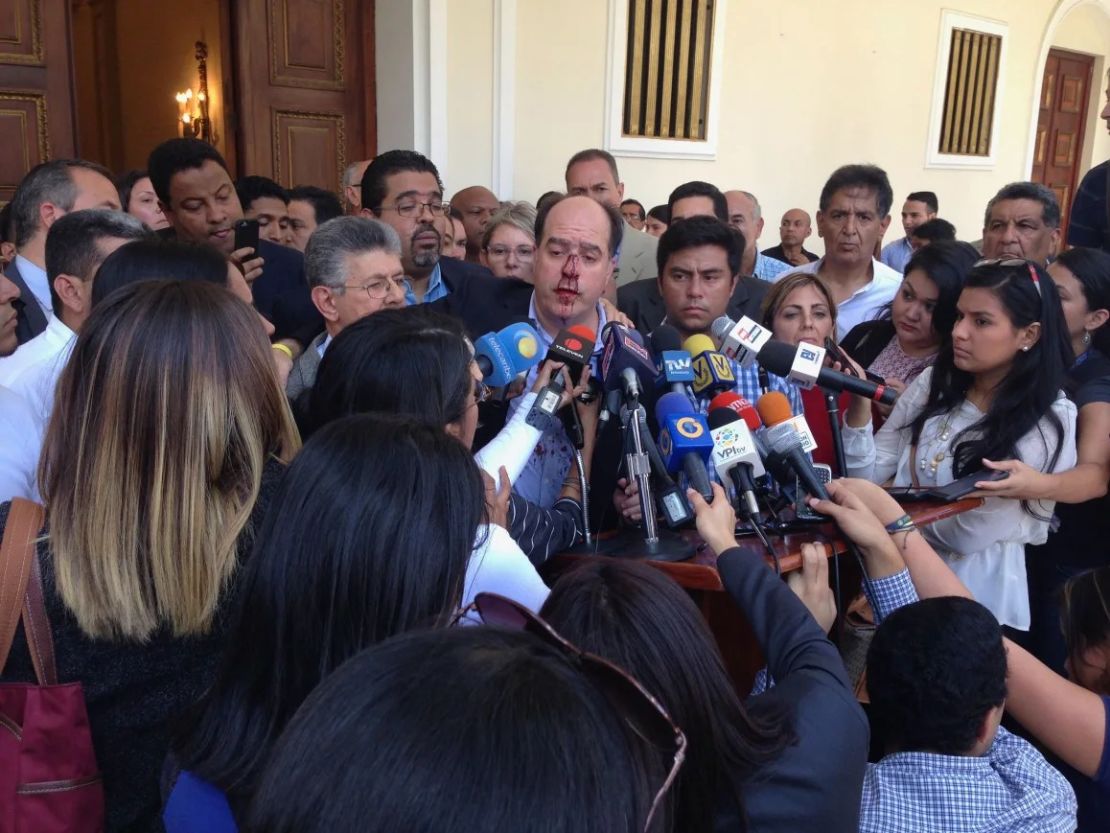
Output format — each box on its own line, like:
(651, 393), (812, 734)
(974, 257), (1042, 297)
(454, 592), (687, 832)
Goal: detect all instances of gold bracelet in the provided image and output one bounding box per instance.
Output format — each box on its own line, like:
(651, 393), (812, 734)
(272, 343), (294, 361)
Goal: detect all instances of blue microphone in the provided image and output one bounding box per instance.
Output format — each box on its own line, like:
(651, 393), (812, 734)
(655, 391), (714, 502)
(649, 325), (695, 396)
(474, 322), (542, 387)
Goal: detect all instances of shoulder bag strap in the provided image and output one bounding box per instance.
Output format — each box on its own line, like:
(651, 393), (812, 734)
(0, 498), (46, 676)
(22, 545), (57, 685)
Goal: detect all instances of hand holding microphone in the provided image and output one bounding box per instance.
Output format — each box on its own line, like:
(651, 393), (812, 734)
(685, 482), (738, 556)
(475, 322), (542, 387)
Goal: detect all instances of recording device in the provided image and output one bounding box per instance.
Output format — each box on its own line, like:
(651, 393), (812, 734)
(757, 341), (899, 406)
(755, 391), (818, 454)
(655, 391), (714, 503)
(601, 323), (657, 405)
(526, 327), (595, 443)
(794, 463), (833, 520)
(766, 422), (831, 504)
(545, 325), (595, 387)
(707, 408), (765, 518)
(233, 218), (260, 252)
(887, 468), (1009, 502)
(649, 326), (695, 397)
(475, 322), (542, 388)
(824, 337), (885, 385)
(712, 315), (773, 369)
(682, 334), (736, 399)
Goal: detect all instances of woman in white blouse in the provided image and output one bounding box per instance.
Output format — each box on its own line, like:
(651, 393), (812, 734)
(844, 259), (1078, 630)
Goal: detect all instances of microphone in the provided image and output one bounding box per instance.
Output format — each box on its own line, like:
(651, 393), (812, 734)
(545, 325), (596, 386)
(708, 391), (760, 431)
(649, 326), (695, 397)
(682, 334), (736, 399)
(757, 340), (898, 406)
(755, 390), (818, 454)
(712, 315), (773, 369)
(655, 391), (714, 502)
(707, 407), (765, 517)
(766, 422), (831, 503)
(475, 322), (542, 387)
(601, 323), (657, 405)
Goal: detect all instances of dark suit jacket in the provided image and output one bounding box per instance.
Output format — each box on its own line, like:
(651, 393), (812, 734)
(250, 240), (319, 342)
(5, 259), (48, 345)
(616, 275), (770, 335)
(430, 256), (534, 337)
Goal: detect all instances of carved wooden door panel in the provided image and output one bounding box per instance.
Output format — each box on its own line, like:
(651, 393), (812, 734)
(1032, 49), (1094, 236)
(232, 0), (374, 192)
(0, 0), (76, 203)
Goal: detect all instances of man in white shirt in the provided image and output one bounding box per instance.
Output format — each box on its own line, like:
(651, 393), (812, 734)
(0, 209), (147, 413)
(793, 164), (902, 339)
(5, 159), (122, 345)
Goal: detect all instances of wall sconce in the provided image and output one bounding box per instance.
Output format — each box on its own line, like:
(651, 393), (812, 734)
(174, 41), (214, 143)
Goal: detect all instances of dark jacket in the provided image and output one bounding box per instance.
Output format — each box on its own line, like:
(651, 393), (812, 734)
(430, 257), (533, 337)
(247, 241), (320, 343)
(717, 545), (869, 832)
(839, 319), (896, 370)
(0, 461), (285, 833)
(617, 275), (770, 335)
(5, 258), (49, 345)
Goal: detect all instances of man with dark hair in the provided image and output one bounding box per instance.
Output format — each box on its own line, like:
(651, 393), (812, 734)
(881, 190), (938, 272)
(981, 181), (1061, 265)
(667, 180), (728, 223)
(618, 194), (769, 334)
(360, 149), (495, 305)
(763, 208), (820, 266)
(861, 596), (1076, 832)
(909, 217), (957, 250)
(6, 159), (121, 344)
(146, 137), (315, 346)
(724, 190), (791, 281)
(286, 185), (344, 253)
(236, 175), (290, 246)
(440, 206), (468, 260)
(565, 148), (657, 288)
(620, 198), (646, 231)
(792, 163), (901, 338)
(287, 216), (406, 402)
(451, 185), (500, 263)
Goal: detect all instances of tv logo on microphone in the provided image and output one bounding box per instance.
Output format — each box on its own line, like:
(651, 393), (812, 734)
(693, 353), (735, 390)
(663, 353), (693, 379)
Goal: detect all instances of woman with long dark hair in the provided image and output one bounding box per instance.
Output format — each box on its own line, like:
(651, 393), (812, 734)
(840, 241), (978, 391)
(843, 259), (1078, 630)
(542, 495), (869, 832)
(167, 415), (483, 828)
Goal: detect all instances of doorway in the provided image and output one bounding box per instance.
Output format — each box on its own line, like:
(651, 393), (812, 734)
(1032, 48), (1095, 235)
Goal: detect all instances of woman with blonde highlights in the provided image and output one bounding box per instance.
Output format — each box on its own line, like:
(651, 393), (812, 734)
(1, 280), (298, 831)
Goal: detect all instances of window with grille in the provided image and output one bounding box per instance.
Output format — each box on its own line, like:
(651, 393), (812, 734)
(622, 0), (715, 141)
(938, 27), (1002, 156)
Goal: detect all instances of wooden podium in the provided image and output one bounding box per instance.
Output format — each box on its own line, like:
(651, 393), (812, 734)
(545, 499), (981, 693)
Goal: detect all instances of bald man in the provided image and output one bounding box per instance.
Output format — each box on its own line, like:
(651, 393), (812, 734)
(451, 185), (500, 263)
(724, 190), (791, 282)
(762, 208), (820, 267)
(343, 160), (372, 214)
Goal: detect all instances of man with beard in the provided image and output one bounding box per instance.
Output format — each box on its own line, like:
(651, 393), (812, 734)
(360, 150), (493, 304)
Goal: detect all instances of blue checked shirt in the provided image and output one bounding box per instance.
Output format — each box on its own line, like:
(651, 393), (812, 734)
(753, 252), (792, 282)
(860, 570), (1077, 833)
(403, 262), (450, 305)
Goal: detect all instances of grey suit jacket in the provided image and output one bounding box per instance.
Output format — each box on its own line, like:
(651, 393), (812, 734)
(617, 274), (770, 336)
(615, 222), (658, 287)
(285, 331), (326, 403)
(5, 259), (48, 345)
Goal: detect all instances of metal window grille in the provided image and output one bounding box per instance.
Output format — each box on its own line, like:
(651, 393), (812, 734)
(938, 27), (1001, 156)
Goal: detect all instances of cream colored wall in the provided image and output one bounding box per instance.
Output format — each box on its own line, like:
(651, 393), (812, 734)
(1051, 3), (1110, 173)
(502, 0), (1110, 252)
(444, 0), (495, 195)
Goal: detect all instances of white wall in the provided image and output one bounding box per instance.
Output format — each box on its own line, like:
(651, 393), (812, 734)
(445, 0), (495, 195)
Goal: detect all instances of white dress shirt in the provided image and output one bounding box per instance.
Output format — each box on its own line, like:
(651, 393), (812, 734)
(0, 385), (42, 503)
(0, 314), (75, 388)
(793, 257), (902, 339)
(842, 368), (1078, 629)
(1, 315), (76, 432)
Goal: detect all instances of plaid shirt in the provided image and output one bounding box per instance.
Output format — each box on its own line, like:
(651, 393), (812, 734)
(861, 570), (1077, 833)
(753, 252), (792, 282)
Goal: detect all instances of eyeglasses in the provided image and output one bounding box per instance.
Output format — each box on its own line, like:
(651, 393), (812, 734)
(974, 257), (1042, 297)
(343, 276), (408, 300)
(473, 379), (491, 405)
(454, 592), (687, 832)
(485, 244), (536, 260)
(378, 200), (450, 218)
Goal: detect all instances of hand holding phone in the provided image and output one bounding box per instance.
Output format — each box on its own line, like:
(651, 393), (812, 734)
(234, 219), (260, 253)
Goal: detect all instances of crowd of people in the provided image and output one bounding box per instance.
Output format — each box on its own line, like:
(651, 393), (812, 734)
(0, 118), (1109, 833)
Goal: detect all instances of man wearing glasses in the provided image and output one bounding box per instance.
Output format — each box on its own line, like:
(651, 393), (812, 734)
(360, 150), (494, 304)
(285, 216), (407, 403)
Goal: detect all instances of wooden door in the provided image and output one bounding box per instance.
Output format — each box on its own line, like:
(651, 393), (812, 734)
(1032, 49), (1095, 235)
(0, 0), (77, 204)
(232, 0), (375, 193)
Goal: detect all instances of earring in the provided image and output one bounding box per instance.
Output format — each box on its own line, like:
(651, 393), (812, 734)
(1084, 330), (1092, 346)
(1022, 345), (1031, 352)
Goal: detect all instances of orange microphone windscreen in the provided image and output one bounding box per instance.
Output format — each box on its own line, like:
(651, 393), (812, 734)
(755, 390), (794, 427)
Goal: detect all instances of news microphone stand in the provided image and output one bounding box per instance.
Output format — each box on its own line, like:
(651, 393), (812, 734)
(571, 446), (591, 546)
(823, 389), (848, 478)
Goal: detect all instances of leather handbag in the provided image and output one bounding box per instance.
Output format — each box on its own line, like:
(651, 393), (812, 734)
(0, 498), (104, 832)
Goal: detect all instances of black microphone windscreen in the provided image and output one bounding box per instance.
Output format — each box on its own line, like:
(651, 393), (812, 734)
(649, 324), (684, 354)
(754, 340), (797, 377)
(706, 408), (741, 430)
